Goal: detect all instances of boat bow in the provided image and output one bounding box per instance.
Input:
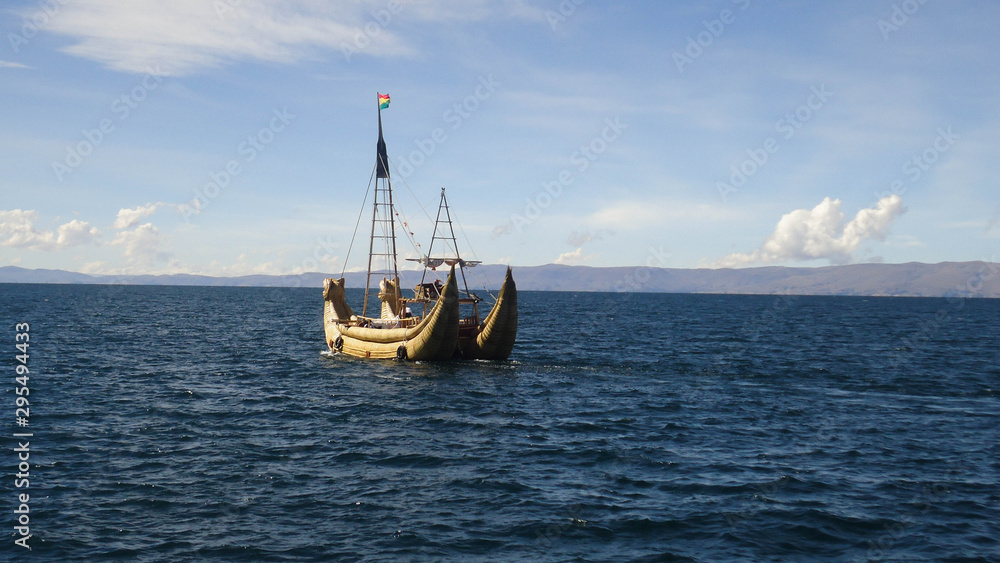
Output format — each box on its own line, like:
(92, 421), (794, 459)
(462, 266), (517, 360)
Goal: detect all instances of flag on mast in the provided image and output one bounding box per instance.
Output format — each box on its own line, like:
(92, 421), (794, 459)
(376, 94), (390, 178)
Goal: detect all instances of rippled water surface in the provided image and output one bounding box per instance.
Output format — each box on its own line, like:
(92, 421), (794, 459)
(3, 283), (999, 561)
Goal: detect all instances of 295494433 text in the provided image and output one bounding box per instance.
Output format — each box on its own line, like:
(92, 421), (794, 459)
(13, 322), (33, 550)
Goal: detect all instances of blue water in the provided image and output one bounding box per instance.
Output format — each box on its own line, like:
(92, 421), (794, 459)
(2, 284), (999, 561)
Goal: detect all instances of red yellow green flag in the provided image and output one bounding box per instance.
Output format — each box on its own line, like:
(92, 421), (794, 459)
(378, 93), (390, 109)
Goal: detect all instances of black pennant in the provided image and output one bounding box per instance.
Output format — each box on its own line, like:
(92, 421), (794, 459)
(376, 106), (389, 179)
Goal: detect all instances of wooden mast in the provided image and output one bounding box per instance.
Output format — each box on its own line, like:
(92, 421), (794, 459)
(363, 94), (400, 318)
(418, 188), (481, 323)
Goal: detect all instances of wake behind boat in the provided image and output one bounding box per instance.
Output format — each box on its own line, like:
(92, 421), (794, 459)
(323, 94), (516, 361)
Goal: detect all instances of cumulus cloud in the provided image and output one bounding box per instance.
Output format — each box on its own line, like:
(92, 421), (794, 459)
(111, 222), (170, 262)
(555, 247), (596, 265)
(56, 220), (103, 247)
(714, 195), (906, 267)
(0, 209), (101, 250)
(114, 202), (167, 230)
(41, 0), (543, 76)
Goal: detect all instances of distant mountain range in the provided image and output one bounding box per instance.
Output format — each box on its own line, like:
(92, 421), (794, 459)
(1, 262), (998, 298)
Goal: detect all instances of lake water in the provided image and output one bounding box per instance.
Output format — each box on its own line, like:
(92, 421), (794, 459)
(2, 283), (998, 561)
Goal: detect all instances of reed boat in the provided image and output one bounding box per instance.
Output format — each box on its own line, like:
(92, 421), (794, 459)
(323, 94), (516, 361)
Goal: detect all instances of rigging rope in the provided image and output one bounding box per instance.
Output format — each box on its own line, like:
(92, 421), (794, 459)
(341, 165), (377, 278)
(393, 207), (422, 257)
(388, 157), (436, 224)
(450, 200), (498, 301)
(387, 157), (431, 258)
(373, 157), (502, 302)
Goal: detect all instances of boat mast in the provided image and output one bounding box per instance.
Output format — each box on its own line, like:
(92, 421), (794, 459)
(363, 94), (400, 318)
(419, 188), (480, 321)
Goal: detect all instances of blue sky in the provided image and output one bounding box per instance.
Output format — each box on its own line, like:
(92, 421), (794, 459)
(2, 0), (998, 276)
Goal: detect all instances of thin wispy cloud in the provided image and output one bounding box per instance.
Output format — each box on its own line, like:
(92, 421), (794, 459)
(588, 199), (741, 230)
(566, 228), (613, 247)
(41, 0), (545, 76)
(44, 0), (408, 75)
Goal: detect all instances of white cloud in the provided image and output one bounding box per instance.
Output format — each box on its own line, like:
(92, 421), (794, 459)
(57, 220), (103, 247)
(43, 0), (405, 75)
(714, 195), (906, 267)
(111, 222), (169, 261)
(0, 209), (101, 251)
(555, 247), (595, 265)
(0, 61), (30, 69)
(114, 202), (166, 230)
(404, 0), (546, 22)
(42, 0), (543, 76)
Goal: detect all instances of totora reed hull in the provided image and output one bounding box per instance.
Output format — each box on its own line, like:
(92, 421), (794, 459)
(323, 264), (518, 361)
(324, 266), (460, 361)
(461, 266), (517, 361)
